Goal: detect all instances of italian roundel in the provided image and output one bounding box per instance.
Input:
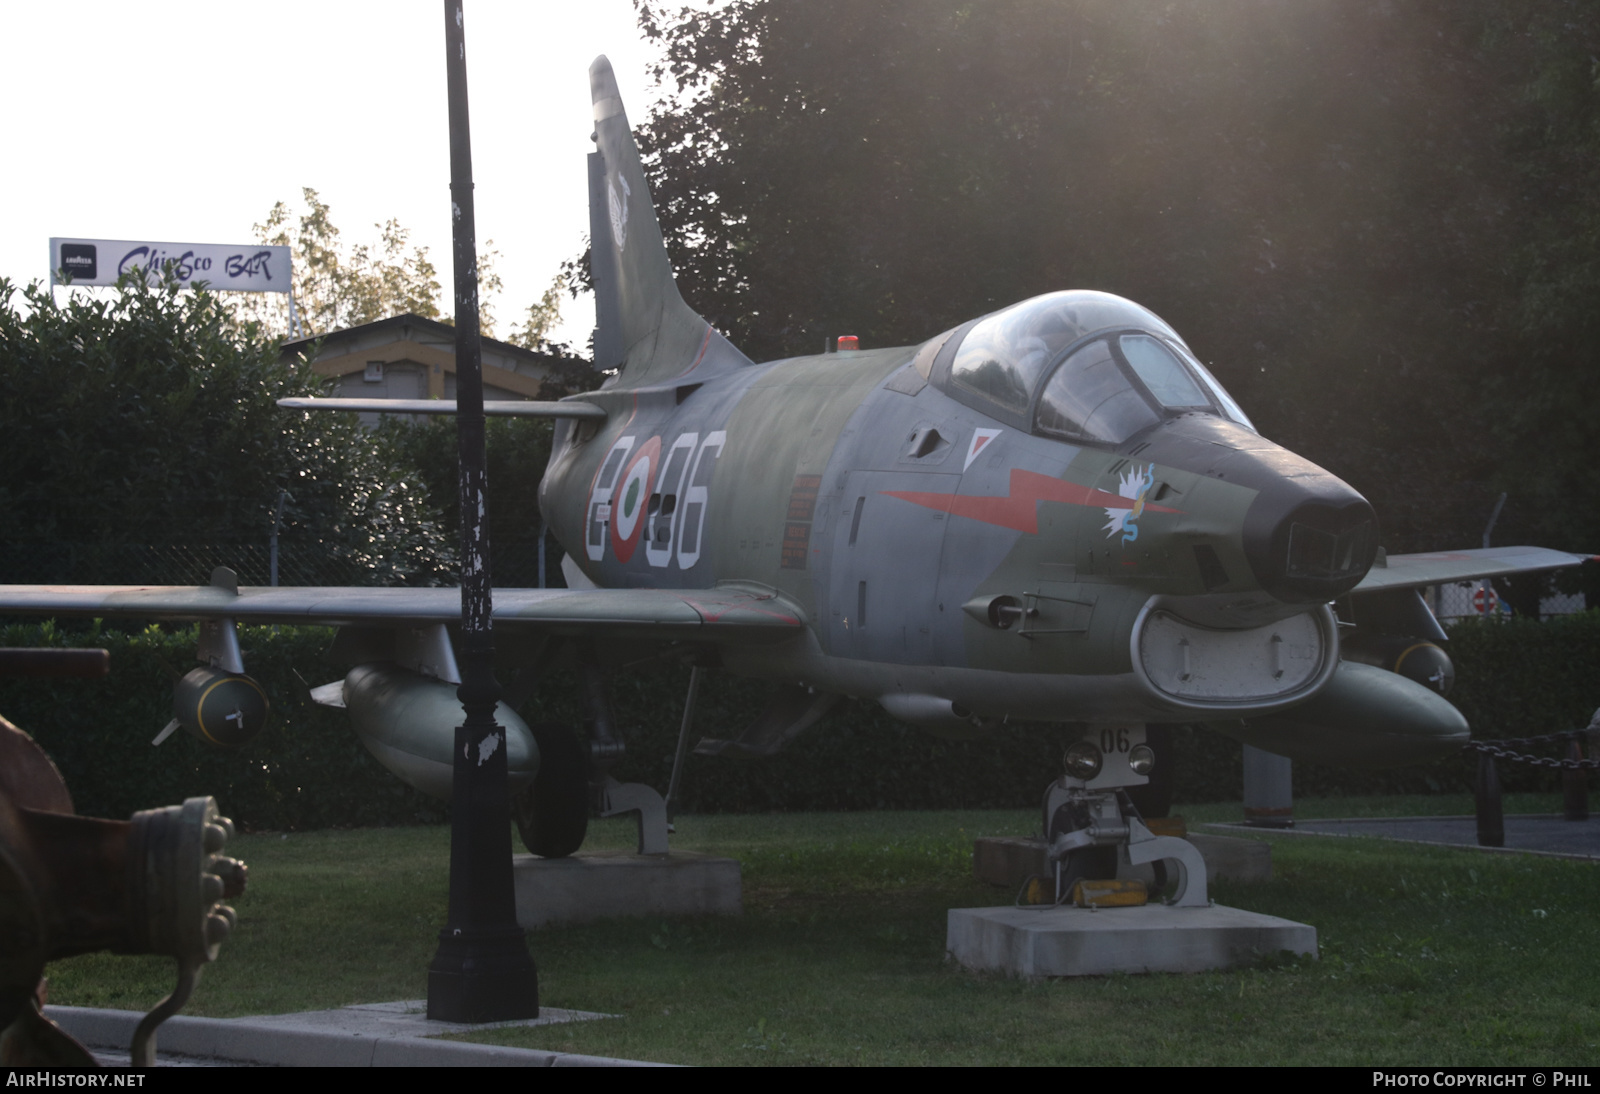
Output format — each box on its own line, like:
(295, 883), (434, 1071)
(610, 436), (661, 563)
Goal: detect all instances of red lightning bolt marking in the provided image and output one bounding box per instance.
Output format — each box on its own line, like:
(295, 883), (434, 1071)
(883, 469), (1181, 534)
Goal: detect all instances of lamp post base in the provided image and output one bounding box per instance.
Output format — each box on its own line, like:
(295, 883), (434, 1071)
(426, 927), (538, 1023)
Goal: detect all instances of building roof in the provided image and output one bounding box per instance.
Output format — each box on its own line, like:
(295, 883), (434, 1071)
(279, 313), (592, 401)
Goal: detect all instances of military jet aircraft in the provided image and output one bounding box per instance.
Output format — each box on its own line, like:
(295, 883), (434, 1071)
(3, 57), (1590, 888)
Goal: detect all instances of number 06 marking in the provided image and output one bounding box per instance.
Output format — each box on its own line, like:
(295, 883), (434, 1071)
(675, 430), (725, 570)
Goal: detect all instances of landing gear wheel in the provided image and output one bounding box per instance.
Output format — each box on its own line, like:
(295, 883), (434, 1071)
(512, 722), (589, 858)
(1047, 800), (1118, 898)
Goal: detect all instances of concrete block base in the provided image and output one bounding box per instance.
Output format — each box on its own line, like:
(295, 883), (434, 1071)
(947, 904), (1316, 978)
(973, 832), (1271, 890)
(513, 850), (741, 929)
(1185, 833), (1273, 882)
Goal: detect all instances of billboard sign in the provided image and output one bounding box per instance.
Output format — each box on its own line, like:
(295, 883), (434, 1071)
(49, 238), (292, 293)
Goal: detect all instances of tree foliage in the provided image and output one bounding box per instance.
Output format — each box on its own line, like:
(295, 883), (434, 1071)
(506, 271), (570, 352)
(631, 0), (1600, 570)
(229, 188), (444, 338)
(0, 275), (453, 586)
(230, 188), (513, 340)
(1472, 5), (1600, 560)
(376, 409), (604, 588)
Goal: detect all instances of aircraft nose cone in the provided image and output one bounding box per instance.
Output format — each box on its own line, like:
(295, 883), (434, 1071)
(1241, 465), (1377, 603)
(1131, 415), (1378, 602)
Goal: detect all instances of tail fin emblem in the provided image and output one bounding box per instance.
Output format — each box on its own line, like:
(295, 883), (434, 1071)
(608, 173), (631, 251)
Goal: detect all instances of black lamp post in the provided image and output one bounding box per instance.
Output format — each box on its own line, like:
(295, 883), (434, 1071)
(426, 0), (540, 1022)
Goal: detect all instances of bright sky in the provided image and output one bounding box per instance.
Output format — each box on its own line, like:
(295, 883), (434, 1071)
(0, 1), (664, 348)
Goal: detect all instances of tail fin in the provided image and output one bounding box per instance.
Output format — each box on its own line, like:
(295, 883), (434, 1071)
(588, 56), (751, 386)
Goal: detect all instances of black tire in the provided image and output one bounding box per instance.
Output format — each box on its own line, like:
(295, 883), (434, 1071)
(512, 722), (589, 858)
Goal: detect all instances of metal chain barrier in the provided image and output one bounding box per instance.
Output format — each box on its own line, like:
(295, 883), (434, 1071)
(1463, 729), (1600, 771)
(1469, 711), (1597, 844)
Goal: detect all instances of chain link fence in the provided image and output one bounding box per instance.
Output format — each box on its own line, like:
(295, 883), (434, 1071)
(1382, 533), (1592, 621)
(1429, 582), (1588, 622)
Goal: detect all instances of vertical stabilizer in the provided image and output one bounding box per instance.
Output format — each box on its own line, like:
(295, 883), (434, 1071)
(588, 56), (751, 386)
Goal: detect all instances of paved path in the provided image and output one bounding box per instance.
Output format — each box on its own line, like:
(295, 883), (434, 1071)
(47, 1001), (665, 1068)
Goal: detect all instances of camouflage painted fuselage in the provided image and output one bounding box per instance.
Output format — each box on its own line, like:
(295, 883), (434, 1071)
(542, 330), (1363, 733)
(531, 55), (1478, 763)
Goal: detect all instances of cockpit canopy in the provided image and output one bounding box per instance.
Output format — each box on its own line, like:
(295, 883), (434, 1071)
(934, 290), (1254, 444)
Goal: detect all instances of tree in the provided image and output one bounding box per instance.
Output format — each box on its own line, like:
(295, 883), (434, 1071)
(630, 0), (1599, 558)
(379, 416), (560, 587)
(506, 272), (569, 352)
(0, 274), (454, 586)
(1468, 4), (1600, 572)
(229, 188), (509, 340)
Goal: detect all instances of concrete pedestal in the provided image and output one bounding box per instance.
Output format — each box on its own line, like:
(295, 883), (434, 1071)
(512, 850), (741, 929)
(948, 904), (1316, 978)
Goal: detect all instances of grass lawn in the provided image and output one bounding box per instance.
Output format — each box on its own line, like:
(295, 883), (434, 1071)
(45, 794), (1600, 1065)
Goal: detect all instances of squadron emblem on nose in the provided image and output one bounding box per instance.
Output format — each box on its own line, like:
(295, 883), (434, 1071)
(1104, 464), (1156, 544)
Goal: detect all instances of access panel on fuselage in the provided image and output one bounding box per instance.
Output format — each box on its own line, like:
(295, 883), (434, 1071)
(925, 425), (1151, 679)
(926, 426), (1039, 668)
(711, 349), (912, 614)
(826, 470), (957, 665)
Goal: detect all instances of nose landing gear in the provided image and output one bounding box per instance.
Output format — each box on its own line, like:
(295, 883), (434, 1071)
(1035, 725), (1209, 908)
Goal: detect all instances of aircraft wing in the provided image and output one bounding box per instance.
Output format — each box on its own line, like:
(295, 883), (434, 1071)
(1350, 546), (1595, 594)
(277, 398), (607, 420)
(0, 583), (804, 643)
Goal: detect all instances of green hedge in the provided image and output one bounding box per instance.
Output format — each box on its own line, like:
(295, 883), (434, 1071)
(2, 613), (1595, 828)
(1267, 612), (1600, 799)
(0, 621), (446, 829)
(527, 612), (1600, 811)
(1174, 612), (1600, 800)
(524, 666), (1081, 815)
